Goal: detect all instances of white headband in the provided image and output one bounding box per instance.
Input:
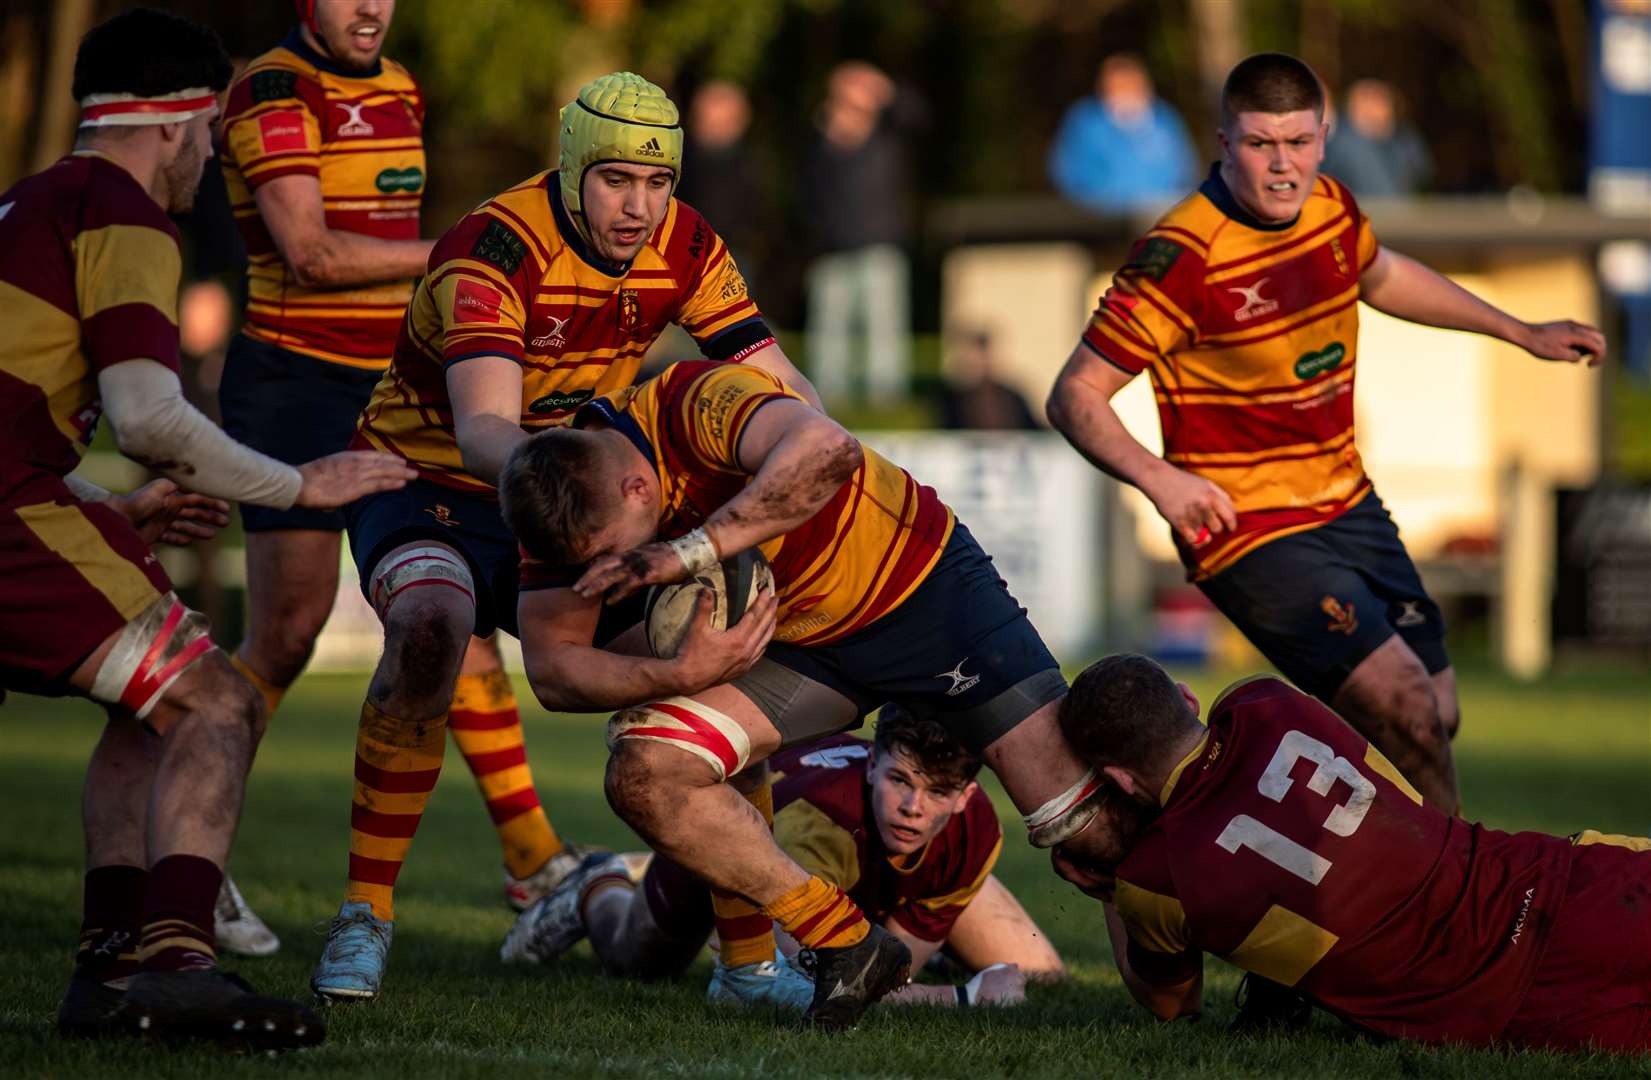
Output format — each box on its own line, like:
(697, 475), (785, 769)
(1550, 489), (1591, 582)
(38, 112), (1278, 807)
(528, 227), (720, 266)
(79, 86), (218, 128)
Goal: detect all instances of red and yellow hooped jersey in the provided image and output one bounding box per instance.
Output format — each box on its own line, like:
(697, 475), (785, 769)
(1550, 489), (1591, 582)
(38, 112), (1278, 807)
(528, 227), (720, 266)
(769, 734), (1002, 942)
(1083, 167), (1379, 579)
(221, 31), (425, 368)
(1113, 676), (1575, 1045)
(355, 172), (774, 494)
(523, 361), (954, 646)
(0, 152), (181, 495)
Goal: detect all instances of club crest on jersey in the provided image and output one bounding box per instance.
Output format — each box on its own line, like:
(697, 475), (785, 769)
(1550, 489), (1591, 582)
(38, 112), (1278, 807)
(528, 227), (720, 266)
(1330, 235), (1352, 277)
(334, 101), (375, 137)
(1321, 596), (1358, 635)
(529, 314), (570, 350)
(1227, 277), (1280, 322)
(619, 289), (641, 332)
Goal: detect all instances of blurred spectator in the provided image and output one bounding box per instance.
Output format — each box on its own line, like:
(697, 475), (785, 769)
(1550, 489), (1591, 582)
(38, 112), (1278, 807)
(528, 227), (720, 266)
(801, 61), (922, 407)
(1324, 79), (1433, 197)
(1047, 54), (1198, 213)
(936, 327), (1039, 431)
(676, 80), (766, 283)
(179, 278), (235, 403)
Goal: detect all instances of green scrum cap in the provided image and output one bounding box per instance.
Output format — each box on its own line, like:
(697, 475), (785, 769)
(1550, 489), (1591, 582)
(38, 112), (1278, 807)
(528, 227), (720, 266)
(558, 72), (682, 242)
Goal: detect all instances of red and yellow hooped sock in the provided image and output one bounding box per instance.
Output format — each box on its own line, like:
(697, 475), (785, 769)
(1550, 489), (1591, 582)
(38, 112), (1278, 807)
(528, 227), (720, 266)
(712, 776), (777, 968)
(449, 670), (561, 879)
(345, 702), (446, 921)
(761, 875), (870, 951)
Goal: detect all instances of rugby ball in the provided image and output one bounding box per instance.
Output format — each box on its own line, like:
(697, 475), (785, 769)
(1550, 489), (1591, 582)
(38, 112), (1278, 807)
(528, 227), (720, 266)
(644, 548), (775, 659)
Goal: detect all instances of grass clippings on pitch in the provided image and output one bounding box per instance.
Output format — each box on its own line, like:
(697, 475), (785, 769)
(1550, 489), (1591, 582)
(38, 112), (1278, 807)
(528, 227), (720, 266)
(0, 667), (1646, 1079)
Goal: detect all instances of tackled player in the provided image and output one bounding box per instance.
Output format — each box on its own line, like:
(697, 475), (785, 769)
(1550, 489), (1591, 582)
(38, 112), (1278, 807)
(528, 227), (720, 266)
(0, 8), (411, 1050)
(500, 360), (1108, 1029)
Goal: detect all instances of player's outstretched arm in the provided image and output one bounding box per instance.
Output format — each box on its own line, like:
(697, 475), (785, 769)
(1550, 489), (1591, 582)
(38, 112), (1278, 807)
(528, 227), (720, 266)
(1047, 344), (1236, 547)
(97, 358), (413, 510)
(1359, 246), (1606, 366)
(518, 585), (775, 711)
(739, 342), (824, 410)
(254, 173), (434, 289)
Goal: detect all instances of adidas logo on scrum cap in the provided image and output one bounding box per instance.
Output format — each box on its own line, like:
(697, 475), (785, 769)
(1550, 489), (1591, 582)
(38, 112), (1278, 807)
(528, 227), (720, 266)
(636, 136), (665, 158)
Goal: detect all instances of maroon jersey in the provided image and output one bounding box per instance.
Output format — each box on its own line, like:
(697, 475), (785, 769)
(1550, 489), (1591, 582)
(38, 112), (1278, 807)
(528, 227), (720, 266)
(1114, 676), (1575, 1044)
(770, 734), (1002, 942)
(0, 152), (182, 496)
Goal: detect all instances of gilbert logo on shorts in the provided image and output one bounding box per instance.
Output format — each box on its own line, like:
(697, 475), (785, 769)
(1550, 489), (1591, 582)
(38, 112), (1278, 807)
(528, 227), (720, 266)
(1395, 600), (1427, 627)
(1227, 277), (1280, 323)
(257, 109), (308, 153)
(936, 659), (981, 697)
(1321, 596), (1358, 635)
(636, 136), (666, 159)
(453, 279), (502, 324)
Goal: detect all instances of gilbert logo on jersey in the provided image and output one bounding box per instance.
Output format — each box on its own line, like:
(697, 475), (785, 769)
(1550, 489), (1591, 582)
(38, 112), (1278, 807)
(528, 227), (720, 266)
(1227, 277), (1280, 322)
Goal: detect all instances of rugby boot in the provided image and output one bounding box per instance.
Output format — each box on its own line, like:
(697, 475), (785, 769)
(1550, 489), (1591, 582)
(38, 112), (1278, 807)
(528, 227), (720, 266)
(707, 950), (815, 1012)
(214, 874), (280, 957)
(56, 974), (129, 1039)
(117, 968), (324, 1051)
(500, 851), (629, 965)
(1231, 973), (1313, 1034)
(310, 901), (393, 1001)
(503, 842), (603, 912)
(800, 923), (911, 1031)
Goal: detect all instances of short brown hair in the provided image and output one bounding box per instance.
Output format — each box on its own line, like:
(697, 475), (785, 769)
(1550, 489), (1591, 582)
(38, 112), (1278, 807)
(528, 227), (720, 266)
(499, 429), (612, 566)
(1058, 654), (1199, 775)
(1221, 53), (1324, 125)
(873, 703), (983, 787)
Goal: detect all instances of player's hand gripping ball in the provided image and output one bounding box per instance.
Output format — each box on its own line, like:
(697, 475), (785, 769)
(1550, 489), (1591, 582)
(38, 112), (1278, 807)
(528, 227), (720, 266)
(645, 548), (775, 659)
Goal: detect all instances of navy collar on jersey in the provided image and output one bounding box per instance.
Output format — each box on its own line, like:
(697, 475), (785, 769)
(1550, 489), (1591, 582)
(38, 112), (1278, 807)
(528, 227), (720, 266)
(283, 27), (383, 79)
(1200, 162), (1298, 233)
(574, 396), (657, 468)
(549, 172), (634, 278)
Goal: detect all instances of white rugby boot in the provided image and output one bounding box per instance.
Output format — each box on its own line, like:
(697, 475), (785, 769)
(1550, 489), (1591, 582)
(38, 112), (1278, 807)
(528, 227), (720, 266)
(214, 874), (280, 958)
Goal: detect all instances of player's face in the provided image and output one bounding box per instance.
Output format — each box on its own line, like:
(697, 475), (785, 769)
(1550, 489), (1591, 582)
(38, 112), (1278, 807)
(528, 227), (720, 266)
(1217, 109), (1327, 224)
(162, 112), (217, 215)
(581, 163), (674, 265)
(312, 0), (395, 71)
(867, 748), (975, 856)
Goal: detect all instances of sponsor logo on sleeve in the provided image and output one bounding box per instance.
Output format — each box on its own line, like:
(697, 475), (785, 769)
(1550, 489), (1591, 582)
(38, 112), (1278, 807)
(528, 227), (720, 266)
(257, 109), (309, 153)
(1132, 236), (1185, 282)
(470, 219), (528, 276)
(452, 279), (503, 325)
(250, 69), (298, 104)
(718, 264), (748, 302)
(374, 166), (424, 193)
(1293, 341), (1346, 380)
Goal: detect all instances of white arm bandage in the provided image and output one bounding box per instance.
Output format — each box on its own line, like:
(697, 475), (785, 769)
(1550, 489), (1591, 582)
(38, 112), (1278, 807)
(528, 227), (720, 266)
(64, 473), (113, 503)
(98, 360), (303, 509)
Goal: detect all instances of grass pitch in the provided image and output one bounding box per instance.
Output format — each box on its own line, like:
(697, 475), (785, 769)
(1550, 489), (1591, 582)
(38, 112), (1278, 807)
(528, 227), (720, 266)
(1, 666), (1647, 1078)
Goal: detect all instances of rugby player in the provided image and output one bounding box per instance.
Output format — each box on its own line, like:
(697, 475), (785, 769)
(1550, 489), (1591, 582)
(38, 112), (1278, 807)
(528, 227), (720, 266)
(1052, 654), (1651, 1054)
(502, 705), (1064, 1010)
(0, 8), (410, 1048)
(1046, 53), (1606, 818)
(308, 72), (820, 1000)
(215, 0), (583, 952)
(498, 360), (1111, 1029)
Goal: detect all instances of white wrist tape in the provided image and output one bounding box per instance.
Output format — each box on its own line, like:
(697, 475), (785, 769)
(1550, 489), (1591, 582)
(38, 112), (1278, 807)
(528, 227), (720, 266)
(98, 360), (302, 509)
(1023, 768), (1103, 848)
(667, 527), (719, 575)
(963, 963), (1013, 1005)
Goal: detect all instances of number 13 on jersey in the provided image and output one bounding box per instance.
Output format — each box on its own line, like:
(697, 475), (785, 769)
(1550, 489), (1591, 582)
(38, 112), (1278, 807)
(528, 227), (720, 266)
(1215, 730), (1377, 885)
